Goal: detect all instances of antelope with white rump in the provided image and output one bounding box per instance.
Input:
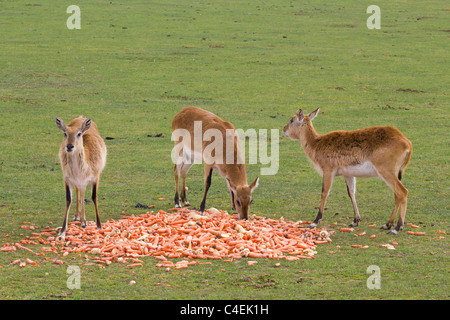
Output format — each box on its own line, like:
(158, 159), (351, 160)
(172, 107), (259, 219)
(283, 108), (412, 234)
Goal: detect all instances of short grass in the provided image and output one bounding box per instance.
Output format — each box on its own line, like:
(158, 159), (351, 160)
(0, 0), (448, 300)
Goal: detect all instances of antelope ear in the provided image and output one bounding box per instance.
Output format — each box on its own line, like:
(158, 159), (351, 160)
(296, 109), (304, 122)
(226, 178), (237, 194)
(80, 118), (92, 134)
(55, 117), (67, 132)
(249, 177), (259, 192)
(308, 108), (320, 121)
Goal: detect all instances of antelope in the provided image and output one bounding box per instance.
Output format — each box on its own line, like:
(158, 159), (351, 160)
(172, 106), (259, 219)
(283, 108), (412, 234)
(55, 116), (107, 238)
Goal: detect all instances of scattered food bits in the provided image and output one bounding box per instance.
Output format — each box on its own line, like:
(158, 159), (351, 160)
(350, 244), (368, 248)
(126, 263), (143, 268)
(340, 227), (354, 232)
(91, 248), (101, 255)
(0, 246), (16, 252)
(380, 244), (396, 250)
(319, 230), (330, 238)
(10, 259), (21, 265)
(407, 231), (426, 236)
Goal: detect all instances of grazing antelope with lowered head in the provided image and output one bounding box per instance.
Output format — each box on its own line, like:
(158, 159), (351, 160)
(283, 109), (412, 234)
(55, 116), (107, 238)
(172, 106), (259, 219)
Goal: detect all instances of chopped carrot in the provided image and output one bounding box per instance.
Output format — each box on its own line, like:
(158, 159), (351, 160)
(126, 263), (143, 268)
(0, 246), (16, 252)
(6, 208), (333, 270)
(407, 231), (426, 236)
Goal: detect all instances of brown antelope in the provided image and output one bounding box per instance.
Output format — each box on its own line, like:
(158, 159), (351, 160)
(172, 106), (259, 219)
(283, 109), (412, 234)
(55, 116), (107, 238)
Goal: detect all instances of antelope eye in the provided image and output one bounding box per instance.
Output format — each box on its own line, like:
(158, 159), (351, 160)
(236, 199), (242, 206)
(250, 199), (253, 205)
(76, 132), (82, 138)
(290, 118), (294, 124)
(64, 132), (68, 138)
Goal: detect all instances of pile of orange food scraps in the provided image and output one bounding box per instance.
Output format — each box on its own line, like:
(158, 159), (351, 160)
(5, 208), (333, 269)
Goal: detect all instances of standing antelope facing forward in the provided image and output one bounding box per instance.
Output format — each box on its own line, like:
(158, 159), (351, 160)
(172, 107), (259, 219)
(55, 116), (107, 238)
(283, 109), (412, 234)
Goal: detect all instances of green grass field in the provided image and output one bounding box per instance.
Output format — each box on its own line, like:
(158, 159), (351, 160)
(0, 0), (448, 300)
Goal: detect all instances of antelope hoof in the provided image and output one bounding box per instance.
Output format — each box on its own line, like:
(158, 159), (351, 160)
(174, 203), (182, 209)
(380, 224), (392, 230)
(184, 202), (191, 207)
(56, 234), (65, 242)
(73, 217), (80, 222)
(349, 221), (359, 227)
(308, 222), (318, 229)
